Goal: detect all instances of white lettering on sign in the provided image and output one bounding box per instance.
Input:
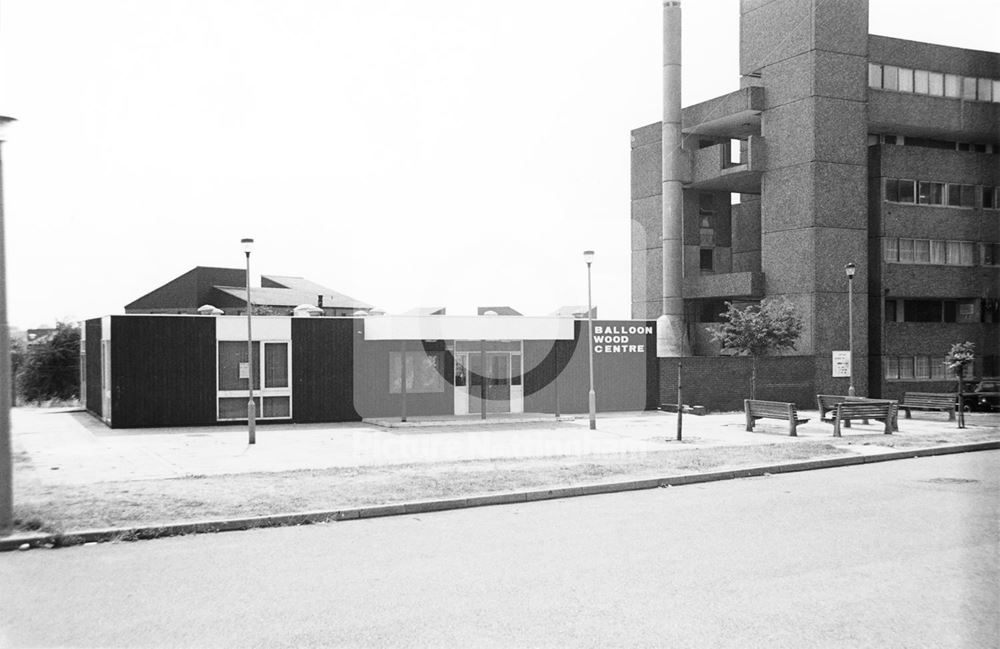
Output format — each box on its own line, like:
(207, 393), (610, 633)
(831, 351), (851, 377)
(592, 324), (652, 353)
(239, 362), (250, 379)
(594, 325), (654, 335)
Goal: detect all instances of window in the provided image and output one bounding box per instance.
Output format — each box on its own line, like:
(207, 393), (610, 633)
(947, 240), (974, 265)
(883, 65), (899, 90)
(885, 357), (899, 380)
(511, 355), (522, 387)
(899, 356), (914, 379)
(898, 67), (913, 92)
(930, 240), (946, 264)
(918, 181), (943, 205)
(904, 300), (942, 322)
(868, 63), (882, 88)
(914, 356), (930, 379)
(985, 187), (997, 209)
(931, 357), (947, 380)
(928, 72), (944, 96)
(914, 69), (929, 94)
(944, 74), (961, 98)
(994, 80), (1000, 103)
(885, 299), (897, 322)
(885, 178), (898, 202)
(898, 179), (915, 203)
(699, 248), (714, 271)
(979, 78), (994, 102)
(947, 184), (968, 207)
(913, 238), (930, 263)
(389, 351), (445, 394)
(899, 238), (914, 263)
(943, 301), (957, 322)
(883, 237), (898, 262)
(962, 76), (977, 100)
(983, 243), (998, 266)
(217, 340), (291, 421)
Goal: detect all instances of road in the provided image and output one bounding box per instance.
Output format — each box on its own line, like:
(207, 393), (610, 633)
(2, 451), (997, 648)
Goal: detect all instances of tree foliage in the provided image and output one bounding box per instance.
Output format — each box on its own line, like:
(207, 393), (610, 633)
(944, 341), (974, 377)
(708, 298), (804, 399)
(16, 322), (81, 404)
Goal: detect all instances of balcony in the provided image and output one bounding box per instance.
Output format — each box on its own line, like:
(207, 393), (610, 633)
(683, 271), (764, 299)
(689, 135), (764, 192)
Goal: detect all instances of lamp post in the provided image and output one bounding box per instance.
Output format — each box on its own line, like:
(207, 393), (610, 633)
(845, 262), (856, 397)
(242, 237), (256, 445)
(0, 116), (15, 535)
(584, 250), (596, 430)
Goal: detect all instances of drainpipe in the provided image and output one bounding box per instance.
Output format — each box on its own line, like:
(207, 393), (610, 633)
(657, 0), (690, 357)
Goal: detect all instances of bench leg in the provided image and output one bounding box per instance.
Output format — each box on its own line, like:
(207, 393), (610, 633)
(904, 408), (912, 419)
(744, 400), (753, 432)
(833, 417), (841, 437)
(947, 409), (955, 421)
(787, 403), (797, 437)
(883, 417), (892, 434)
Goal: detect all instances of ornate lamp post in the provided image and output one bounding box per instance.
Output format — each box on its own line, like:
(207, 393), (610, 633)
(584, 250), (596, 430)
(242, 237), (256, 444)
(845, 262), (856, 396)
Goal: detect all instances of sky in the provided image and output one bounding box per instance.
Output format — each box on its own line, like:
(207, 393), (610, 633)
(1, 0), (997, 329)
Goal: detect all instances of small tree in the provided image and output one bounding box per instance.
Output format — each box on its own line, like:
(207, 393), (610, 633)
(16, 322), (81, 404)
(945, 341), (974, 428)
(708, 297), (804, 400)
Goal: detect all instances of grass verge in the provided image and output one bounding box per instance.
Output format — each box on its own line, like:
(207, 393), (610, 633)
(13, 441), (849, 534)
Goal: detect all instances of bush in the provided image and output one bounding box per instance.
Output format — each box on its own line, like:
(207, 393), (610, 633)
(16, 322), (80, 404)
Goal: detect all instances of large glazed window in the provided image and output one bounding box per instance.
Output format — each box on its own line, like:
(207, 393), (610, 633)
(217, 340), (292, 420)
(389, 351), (445, 394)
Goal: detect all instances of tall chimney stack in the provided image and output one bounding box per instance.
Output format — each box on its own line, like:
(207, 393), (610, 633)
(657, 0), (689, 357)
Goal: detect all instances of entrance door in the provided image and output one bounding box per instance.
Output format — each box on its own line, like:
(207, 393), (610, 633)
(468, 352), (511, 415)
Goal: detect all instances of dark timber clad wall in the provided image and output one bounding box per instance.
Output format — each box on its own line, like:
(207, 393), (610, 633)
(292, 317), (360, 422)
(525, 321), (658, 414)
(110, 316), (217, 428)
(85, 318), (102, 418)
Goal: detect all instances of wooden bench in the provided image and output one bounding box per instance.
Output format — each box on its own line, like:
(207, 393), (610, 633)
(900, 392), (956, 420)
(831, 401), (896, 437)
(744, 399), (810, 437)
(817, 394), (899, 430)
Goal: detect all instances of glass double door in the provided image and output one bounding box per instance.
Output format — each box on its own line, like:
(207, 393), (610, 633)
(453, 342), (523, 415)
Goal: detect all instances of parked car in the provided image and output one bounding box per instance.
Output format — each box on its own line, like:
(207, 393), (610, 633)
(967, 378), (1000, 412)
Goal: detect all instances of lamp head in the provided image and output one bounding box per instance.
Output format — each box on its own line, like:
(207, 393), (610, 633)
(0, 116), (16, 141)
(241, 238), (254, 255)
(845, 262), (856, 279)
(583, 250), (595, 265)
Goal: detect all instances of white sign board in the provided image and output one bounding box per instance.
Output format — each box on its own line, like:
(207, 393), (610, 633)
(239, 362), (250, 380)
(832, 351), (851, 377)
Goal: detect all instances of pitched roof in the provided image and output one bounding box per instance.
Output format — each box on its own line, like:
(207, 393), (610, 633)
(213, 286), (372, 310)
(259, 275), (372, 309)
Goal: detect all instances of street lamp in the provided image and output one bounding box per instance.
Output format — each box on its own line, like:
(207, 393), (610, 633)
(845, 262), (856, 397)
(242, 237), (256, 444)
(584, 250), (597, 430)
(0, 116), (16, 535)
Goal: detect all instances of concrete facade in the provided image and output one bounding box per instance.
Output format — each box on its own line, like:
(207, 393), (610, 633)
(631, 0), (999, 399)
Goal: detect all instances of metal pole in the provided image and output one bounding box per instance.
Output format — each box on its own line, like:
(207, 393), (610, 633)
(587, 261), (596, 430)
(848, 274), (855, 396)
(245, 249), (256, 444)
(400, 340), (407, 422)
(0, 120), (14, 535)
(480, 340), (486, 420)
(676, 362), (683, 441)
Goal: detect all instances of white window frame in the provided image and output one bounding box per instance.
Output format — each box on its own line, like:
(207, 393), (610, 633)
(216, 339), (293, 421)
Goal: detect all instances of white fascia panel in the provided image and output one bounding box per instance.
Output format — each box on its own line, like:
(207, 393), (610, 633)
(101, 316), (112, 341)
(363, 316), (574, 341)
(216, 316), (292, 341)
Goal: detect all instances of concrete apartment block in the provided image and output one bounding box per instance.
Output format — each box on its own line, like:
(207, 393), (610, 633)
(631, 0), (999, 401)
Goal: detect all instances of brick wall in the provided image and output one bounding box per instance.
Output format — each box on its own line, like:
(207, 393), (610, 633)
(659, 356), (816, 412)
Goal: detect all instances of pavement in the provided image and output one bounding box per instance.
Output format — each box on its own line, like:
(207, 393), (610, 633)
(5, 405), (1000, 549)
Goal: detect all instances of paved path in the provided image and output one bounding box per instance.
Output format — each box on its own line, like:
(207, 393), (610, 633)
(11, 406), (1000, 485)
(2, 450), (996, 648)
